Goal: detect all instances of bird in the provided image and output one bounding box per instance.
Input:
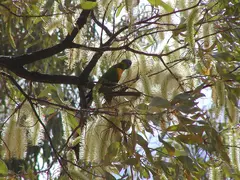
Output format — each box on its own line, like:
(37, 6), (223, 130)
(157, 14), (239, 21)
(86, 59), (132, 105)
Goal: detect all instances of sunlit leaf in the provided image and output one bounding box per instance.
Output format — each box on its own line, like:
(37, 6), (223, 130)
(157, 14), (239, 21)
(139, 166), (150, 178)
(136, 103), (148, 111)
(80, 1), (97, 10)
(66, 113), (81, 135)
(147, 0), (173, 12)
(167, 124), (208, 133)
(71, 137), (81, 147)
(0, 159), (8, 175)
(7, 18), (16, 49)
(116, 3), (124, 17)
(107, 142), (120, 157)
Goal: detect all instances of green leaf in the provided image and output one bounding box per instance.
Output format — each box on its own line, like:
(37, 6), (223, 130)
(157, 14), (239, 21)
(67, 113), (81, 135)
(212, 52), (236, 62)
(7, 18), (16, 49)
(177, 115), (195, 124)
(116, 3), (124, 17)
(167, 124), (208, 133)
(150, 97), (171, 108)
(71, 137), (81, 147)
(172, 92), (192, 104)
(124, 158), (138, 165)
(136, 103), (148, 111)
(107, 142), (120, 157)
(177, 106), (201, 114)
(137, 134), (153, 162)
(148, 0), (173, 12)
(176, 134), (203, 144)
(158, 0), (174, 12)
(0, 159), (8, 175)
(104, 142), (121, 164)
(153, 161), (172, 176)
(220, 151), (230, 164)
(186, 8), (198, 54)
(139, 166), (150, 178)
(158, 136), (175, 156)
(80, 1), (97, 10)
(177, 156), (194, 171)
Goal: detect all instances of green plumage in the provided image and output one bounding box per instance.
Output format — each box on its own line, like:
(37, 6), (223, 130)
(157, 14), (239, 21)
(86, 59), (132, 104)
(100, 59), (132, 86)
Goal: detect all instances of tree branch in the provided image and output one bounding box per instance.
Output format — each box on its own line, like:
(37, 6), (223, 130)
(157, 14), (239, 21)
(0, 9), (93, 85)
(91, 12), (113, 38)
(0, 71), (73, 179)
(8, 67), (82, 85)
(9, 10), (91, 66)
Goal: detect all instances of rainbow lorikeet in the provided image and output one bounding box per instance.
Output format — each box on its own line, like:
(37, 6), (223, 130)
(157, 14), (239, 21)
(86, 59), (132, 104)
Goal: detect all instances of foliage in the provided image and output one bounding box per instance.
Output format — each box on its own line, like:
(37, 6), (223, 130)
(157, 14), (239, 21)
(0, 0), (240, 179)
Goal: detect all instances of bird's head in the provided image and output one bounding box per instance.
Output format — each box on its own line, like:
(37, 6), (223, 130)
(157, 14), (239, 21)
(120, 59), (132, 69)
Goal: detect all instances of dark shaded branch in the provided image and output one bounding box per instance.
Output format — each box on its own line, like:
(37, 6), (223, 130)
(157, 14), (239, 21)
(79, 52), (104, 82)
(0, 57), (85, 85)
(9, 67), (82, 85)
(0, 9), (93, 85)
(91, 11), (113, 37)
(65, 10), (92, 42)
(10, 43), (67, 66)
(10, 10), (91, 66)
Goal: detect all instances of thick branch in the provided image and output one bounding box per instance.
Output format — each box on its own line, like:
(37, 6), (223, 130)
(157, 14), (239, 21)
(79, 52), (104, 81)
(0, 9), (92, 85)
(7, 10), (91, 66)
(10, 43), (66, 66)
(10, 67), (81, 85)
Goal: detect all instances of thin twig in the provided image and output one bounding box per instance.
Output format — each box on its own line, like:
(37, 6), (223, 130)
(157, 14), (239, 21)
(0, 71), (73, 180)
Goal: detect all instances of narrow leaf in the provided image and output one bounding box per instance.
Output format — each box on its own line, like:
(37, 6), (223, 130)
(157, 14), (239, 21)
(148, 0), (173, 12)
(150, 97), (171, 108)
(137, 134), (153, 162)
(177, 134), (203, 144)
(186, 8), (198, 54)
(0, 159), (8, 175)
(7, 18), (16, 49)
(158, 136), (175, 156)
(80, 1), (97, 10)
(124, 158), (138, 165)
(167, 124), (208, 133)
(177, 156), (194, 171)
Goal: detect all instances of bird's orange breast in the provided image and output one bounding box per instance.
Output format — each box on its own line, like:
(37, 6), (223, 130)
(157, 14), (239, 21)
(116, 68), (124, 80)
